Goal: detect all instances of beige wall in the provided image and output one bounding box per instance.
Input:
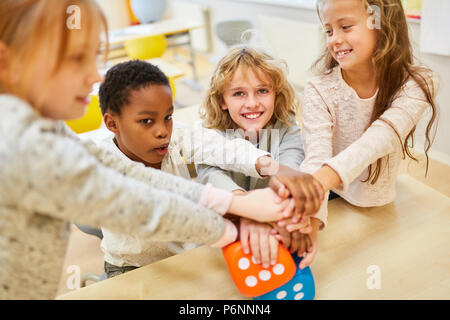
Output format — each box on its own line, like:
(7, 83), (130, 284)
(95, 0), (130, 30)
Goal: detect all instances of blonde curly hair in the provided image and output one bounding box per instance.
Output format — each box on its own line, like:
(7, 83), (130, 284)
(200, 45), (300, 131)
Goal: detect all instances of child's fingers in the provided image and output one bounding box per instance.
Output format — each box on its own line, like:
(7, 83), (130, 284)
(277, 217), (288, 227)
(299, 250), (315, 270)
(298, 237), (306, 257)
(278, 184), (290, 198)
(259, 232), (271, 268)
(269, 176), (287, 200)
(240, 227), (250, 255)
(300, 185), (316, 216)
(289, 232), (299, 253)
(307, 183), (322, 214)
(286, 220), (310, 232)
(250, 233), (261, 264)
(300, 215), (310, 225)
(299, 241), (317, 269)
(300, 224), (313, 234)
(305, 235), (313, 252)
(282, 198), (296, 218)
(291, 210), (302, 224)
(290, 185), (307, 215)
(297, 216), (312, 233)
(269, 236), (279, 265)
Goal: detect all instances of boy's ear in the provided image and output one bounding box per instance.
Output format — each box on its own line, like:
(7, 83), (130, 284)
(103, 112), (119, 133)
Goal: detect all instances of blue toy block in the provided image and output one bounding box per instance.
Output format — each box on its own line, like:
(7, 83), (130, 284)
(253, 254), (315, 300)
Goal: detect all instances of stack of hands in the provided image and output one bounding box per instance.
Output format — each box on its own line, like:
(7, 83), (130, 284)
(218, 160), (325, 270)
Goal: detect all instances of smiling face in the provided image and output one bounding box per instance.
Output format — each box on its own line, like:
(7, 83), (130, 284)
(104, 84), (174, 169)
(321, 0), (378, 73)
(221, 65), (275, 134)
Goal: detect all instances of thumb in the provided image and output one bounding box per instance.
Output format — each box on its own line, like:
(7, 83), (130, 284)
(299, 249), (315, 269)
(269, 176), (289, 199)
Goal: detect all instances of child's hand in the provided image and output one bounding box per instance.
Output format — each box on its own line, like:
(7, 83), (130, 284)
(228, 188), (295, 222)
(289, 231), (313, 257)
(270, 223), (292, 249)
(269, 165), (324, 218)
(277, 214), (313, 233)
(296, 217), (321, 269)
(240, 218), (279, 268)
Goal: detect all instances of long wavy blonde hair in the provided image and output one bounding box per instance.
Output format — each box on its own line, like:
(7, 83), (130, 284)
(0, 0), (108, 111)
(314, 0), (438, 183)
(200, 45), (299, 131)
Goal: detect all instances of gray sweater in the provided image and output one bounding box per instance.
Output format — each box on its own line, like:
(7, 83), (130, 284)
(196, 119), (305, 192)
(0, 94), (225, 299)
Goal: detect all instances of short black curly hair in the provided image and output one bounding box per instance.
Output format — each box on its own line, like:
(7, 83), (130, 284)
(99, 60), (170, 115)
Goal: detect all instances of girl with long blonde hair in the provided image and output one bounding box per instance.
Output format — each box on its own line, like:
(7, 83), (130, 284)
(271, 0), (439, 269)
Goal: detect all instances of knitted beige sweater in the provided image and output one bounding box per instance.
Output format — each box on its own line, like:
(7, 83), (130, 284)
(300, 66), (437, 225)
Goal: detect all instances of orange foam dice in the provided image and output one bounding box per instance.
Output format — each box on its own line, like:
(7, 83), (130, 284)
(222, 241), (296, 297)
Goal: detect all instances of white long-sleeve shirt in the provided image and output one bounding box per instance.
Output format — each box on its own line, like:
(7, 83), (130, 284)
(100, 126), (270, 267)
(300, 66), (437, 226)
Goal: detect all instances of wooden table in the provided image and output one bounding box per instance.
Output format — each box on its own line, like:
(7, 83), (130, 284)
(108, 19), (204, 46)
(57, 175), (450, 300)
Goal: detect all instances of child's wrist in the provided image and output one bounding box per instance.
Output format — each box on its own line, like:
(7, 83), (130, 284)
(313, 165), (341, 192)
(228, 193), (253, 220)
(199, 184), (233, 215)
(210, 219), (238, 248)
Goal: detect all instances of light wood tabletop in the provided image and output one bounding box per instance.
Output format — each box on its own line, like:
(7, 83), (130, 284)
(108, 19), (204, 46)
(57, 175), (450, 300)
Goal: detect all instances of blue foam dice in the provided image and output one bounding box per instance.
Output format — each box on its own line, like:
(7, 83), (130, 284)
(253, 254), (315, 300)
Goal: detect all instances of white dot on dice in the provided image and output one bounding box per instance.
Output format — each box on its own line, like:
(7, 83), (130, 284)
(245, 276), (258, 287)
(272, 264), (285, 275)
(258, 270), (271, 281)
(293, 283), (303, 292)
(295, 292), (305, 300)
(276, 290), (287, 299)
(238, 258), (250, 270)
